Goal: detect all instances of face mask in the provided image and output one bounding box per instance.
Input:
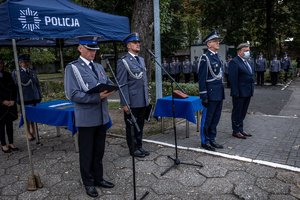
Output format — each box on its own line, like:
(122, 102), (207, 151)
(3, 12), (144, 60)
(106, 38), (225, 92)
(243, 51), (250, 59)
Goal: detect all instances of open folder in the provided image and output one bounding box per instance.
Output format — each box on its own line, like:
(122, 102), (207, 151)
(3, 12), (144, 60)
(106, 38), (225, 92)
(86, 83), (118, 94)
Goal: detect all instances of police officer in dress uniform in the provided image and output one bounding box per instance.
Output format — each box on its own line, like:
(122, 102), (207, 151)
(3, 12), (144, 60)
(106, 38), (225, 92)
(281, 52), (291, 82)
(12, 54), (42, 141)
(228, 43), (254, 139)
(169, 57), (177, 80)
(175, 57), (181, 82)
(255, 52), (267, 86)
(182, 56), (192, 83)
(192, 56), (199, 83)
(162, 57), (169, 81)
(116, 32), (150, 158)
(64, 36), (115, 198)
(270, 54), (281, 86)
(198, 30), (225, 151)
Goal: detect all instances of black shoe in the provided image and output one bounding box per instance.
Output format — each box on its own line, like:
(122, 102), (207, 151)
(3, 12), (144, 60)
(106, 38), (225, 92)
(130, 149), (145, 158)
(139, 148), (150, 156)
(95, 179), (115, 188)
(210, 141), (224, 149)
(84, 186), (98, 198)
(241, 132), (252, 137)
(1, 147), (11, 153)
(201, 144), (215, 151)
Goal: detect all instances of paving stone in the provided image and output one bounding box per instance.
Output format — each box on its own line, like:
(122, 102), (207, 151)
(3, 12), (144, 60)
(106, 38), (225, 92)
(112, 156), (132, 169)
(1, 181), (26, 195)
(234, 183), (268, 200)
(50, 181), (81, 196)
(197, 165), (228, 178)
(151, 179), (184, 195)
(177, 169), (206, 187)
(0, 159), (19, 169)
(104, 151), (120, 162)
(0, 168), (4, 176)
(59, 152), (79, 163)
(45, 151), (66, 159)
(154, 155), (176, 167)
(46, 162), (72, 174)
(107, 144), (129, 157)
(0, 196), (17, 200)
(44, 195), (69, 200)
(0, 175), (18, 188)
(277, 171), (300, 185)
(269, 194), (298, 200)
(209, 194), (240, 200)
(246, 164), (276, 178)
(18, 188), (50, 200)
(136, 160), (158, 174)
(290, 185), (300, 199)
(199, 178), (233, 195)
(42, 174), (61, 187)
(226, 171), (256, 185)
(61, 168), (81, 181)
(136, 172), (158, 187)
(155, 147), (177, 156)
(32, 147), (54, 156)
(152, 166), (183, 180)
(256, 178), (290, 194)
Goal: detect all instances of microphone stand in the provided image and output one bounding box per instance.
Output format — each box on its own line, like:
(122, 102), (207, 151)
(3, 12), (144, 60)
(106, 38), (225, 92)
(147, 49), (203, 176)
(104, 58), (149, 200)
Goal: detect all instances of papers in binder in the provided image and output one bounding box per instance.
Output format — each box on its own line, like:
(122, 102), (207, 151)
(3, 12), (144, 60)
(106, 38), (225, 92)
(86, 83), (118, 94)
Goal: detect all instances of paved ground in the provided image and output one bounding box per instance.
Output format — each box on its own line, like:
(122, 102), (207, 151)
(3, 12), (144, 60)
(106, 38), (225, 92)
(0, 79), (300, 199)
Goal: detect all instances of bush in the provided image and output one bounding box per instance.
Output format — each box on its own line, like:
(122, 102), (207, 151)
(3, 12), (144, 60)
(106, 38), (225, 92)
(40, 80), (66, 101)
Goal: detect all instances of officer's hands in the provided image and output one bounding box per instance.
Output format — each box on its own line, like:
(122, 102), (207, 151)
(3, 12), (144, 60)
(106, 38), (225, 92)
(201, 98), (209, 108)
(122, 106), (130, 114)
(99, 90), (115, 99)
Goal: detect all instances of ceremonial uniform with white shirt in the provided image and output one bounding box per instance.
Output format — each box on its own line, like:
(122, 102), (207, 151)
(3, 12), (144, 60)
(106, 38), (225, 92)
(270, 55), (281, 85)
(182, 56), (192, 83)
(116, 32), (149, 158)
(198, 30), (225, 151)
(64, 36), (114, 198)
(255, 53), (267, 86)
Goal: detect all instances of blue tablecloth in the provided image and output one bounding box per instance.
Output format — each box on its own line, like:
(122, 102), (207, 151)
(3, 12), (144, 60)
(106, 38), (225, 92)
(153, 96), (203, 124)
(20, 100), (77, 134)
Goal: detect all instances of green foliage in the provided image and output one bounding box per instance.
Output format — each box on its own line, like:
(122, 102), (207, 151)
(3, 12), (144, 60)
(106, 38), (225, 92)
(40, 80), (66, 101)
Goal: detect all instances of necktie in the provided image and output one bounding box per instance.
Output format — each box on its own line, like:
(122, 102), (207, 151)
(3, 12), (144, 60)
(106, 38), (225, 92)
(26, 69), (30, 75)
(135, 56), (140, 64)
(244, 60), (252, 73)
(89, 62), (98, 76)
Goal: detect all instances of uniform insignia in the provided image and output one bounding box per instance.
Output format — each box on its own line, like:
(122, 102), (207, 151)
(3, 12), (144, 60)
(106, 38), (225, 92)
(130, 58), (133, 61)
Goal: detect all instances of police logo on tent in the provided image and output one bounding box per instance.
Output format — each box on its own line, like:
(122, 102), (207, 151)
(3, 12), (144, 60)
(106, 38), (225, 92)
(18, 8), (41, 31)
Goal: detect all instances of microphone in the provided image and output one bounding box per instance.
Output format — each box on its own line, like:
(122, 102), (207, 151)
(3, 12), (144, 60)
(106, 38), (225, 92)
(146, 49), (157, 58)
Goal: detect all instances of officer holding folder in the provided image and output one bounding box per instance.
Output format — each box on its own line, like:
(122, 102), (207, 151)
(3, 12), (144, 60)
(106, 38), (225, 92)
(64, 36), (115, 198)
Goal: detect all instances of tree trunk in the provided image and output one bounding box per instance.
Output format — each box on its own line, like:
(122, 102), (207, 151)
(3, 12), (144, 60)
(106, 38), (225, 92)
(132, 0), (154, 81)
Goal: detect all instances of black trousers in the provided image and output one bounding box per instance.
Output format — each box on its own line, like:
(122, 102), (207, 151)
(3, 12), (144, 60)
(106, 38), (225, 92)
(225, 73), (230, 88)
(0, 121), (14, 146)
(270, 72), (279, 85)
(124, 107), (146, 153)
(256, 71), (265, 86)
(78, 125), (107, 186)
(231, 97), (251, 133)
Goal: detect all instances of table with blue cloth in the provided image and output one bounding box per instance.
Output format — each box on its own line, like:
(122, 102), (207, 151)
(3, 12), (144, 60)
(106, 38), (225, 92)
(20, 100), (79, 151)
(153, 96), (203, 138)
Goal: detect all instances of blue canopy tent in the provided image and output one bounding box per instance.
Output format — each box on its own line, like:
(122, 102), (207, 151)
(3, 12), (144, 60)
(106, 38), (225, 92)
(0, 0), (130, 41)
(0, 0), (130, 191)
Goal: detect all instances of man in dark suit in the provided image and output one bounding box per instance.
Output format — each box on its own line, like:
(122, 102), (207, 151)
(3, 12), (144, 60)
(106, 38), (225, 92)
(116, 32), (150, 158)
(228, 43), (254, 139)
(64, 36), (115, 198)
(198, 30), (225, 151)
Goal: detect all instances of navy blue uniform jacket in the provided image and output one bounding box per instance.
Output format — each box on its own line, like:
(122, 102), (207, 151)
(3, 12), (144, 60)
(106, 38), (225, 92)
(198, 52), (224, 101)
(228, 56), (254, 97)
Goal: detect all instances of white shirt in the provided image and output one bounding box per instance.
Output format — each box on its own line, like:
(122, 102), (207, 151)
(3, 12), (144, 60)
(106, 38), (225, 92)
(80, 56), (93, 70)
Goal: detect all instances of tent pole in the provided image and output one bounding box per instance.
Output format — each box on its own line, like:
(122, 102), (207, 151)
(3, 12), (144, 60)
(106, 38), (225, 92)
(59, 39), (64, 76)
(12, 39), (43, 191)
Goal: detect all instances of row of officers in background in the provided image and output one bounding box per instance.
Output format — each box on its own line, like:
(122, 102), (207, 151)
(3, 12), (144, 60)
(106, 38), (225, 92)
(163, 51), (291, 86)
(224, 52), (291, 87)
